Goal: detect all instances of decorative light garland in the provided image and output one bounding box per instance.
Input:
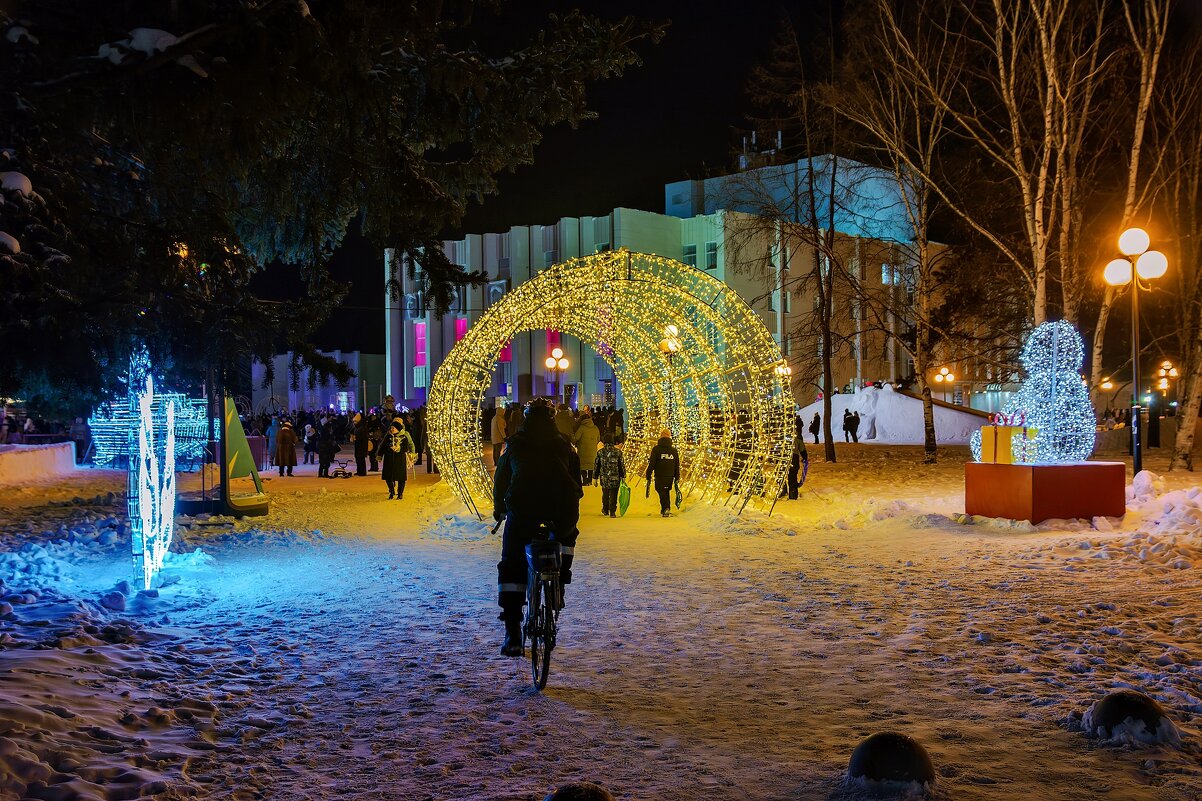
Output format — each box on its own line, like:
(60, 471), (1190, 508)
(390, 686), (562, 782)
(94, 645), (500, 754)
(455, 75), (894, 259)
(971, 320), (1097, 464)
(125, 349), (177, 590)
(90, 393), (207, 468)
(428, 249), (794, 517)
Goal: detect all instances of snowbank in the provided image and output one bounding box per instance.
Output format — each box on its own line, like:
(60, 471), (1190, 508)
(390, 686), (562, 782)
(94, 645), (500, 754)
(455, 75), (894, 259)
(797, 385), (988, 445)
(0, 444), (76, 485)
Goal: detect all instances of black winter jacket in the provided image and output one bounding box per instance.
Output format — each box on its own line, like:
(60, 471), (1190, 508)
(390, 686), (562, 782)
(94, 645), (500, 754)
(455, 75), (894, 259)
(493, 417), (582, 519)
(645, 437), (680, 488)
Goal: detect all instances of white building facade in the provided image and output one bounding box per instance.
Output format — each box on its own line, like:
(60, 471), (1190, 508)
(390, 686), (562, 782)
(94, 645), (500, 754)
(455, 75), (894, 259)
(385, 158), (969, 410)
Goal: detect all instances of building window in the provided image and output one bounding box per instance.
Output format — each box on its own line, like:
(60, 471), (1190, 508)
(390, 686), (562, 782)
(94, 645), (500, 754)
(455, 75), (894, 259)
(498, 340), (512, 363)
(413, 322), (427, 367)
(705, 241), (718, 269)
(413, 365), (428, 389)
(683, 244), (697, 267)
(783, 289), (791, 314)
(455, 317), (468, 341)
(881, 263), (894, 286)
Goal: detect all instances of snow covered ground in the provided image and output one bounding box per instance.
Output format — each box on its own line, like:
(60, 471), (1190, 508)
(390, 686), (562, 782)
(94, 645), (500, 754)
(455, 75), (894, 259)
(1, 447), (1201, 800)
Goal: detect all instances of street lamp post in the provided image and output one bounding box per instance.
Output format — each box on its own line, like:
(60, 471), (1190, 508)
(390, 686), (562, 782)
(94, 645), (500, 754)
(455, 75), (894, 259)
(932, 365), (955, 404)
(1103, 226), (1168, 476)
(658, 324), (683, 430)
(544, 347), (570, 405)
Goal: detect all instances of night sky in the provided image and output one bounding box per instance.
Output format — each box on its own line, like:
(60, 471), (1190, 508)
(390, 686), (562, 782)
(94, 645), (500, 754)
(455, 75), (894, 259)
(262, 1), (824, 355)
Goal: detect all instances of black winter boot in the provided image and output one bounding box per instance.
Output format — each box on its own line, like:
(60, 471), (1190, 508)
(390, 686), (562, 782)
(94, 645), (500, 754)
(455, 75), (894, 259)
(501, 618), (523, 657)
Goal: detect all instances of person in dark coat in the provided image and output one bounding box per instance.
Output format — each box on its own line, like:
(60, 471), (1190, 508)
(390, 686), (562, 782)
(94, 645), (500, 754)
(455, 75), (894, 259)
(594, 435), (626, 517)
(644, 428), (681, 517)
(809, 412), (821, 444)
(275, 421), (298, 476)
(849, 411), (861, 444)
(554, 404), (577, 439)
(493, 398), (583, 657)
(351, 412), (369, 476)
(380, 418), (415, 499)
(842, 409), (852, 443)
(317, 424), (338, 478)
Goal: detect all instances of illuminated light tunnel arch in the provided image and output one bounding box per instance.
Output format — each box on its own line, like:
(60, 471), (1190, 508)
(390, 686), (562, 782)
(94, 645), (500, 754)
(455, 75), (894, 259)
(428, 249), (794, 519)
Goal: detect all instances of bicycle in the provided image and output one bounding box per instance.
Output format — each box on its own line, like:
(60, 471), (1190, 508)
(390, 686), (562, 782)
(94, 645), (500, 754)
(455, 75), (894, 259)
(523, 522), (563, 690)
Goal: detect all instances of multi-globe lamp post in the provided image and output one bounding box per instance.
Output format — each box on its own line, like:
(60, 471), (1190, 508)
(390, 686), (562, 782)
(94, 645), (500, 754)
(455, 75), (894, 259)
(1103, 226), (1168, 475)
(544, 347), (570, 405)
(932, 365), (955, 403)
(658, 325), (683, 429)
(1157, 360), (1179, 409)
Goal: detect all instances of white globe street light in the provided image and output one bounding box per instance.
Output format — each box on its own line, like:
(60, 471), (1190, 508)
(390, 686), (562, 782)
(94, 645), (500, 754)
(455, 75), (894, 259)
(1118, 227), (1151, 257)
(1104, 227), (1168, 475)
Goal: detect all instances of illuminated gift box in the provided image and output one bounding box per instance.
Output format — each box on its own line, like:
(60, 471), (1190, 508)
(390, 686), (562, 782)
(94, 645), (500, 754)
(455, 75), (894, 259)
(980, 413), (1037, 464)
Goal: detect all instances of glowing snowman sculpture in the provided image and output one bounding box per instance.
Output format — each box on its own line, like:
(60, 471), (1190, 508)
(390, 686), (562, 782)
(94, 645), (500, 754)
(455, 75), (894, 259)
(971, 320), (1097, 464)
(126, 352), (177, 590)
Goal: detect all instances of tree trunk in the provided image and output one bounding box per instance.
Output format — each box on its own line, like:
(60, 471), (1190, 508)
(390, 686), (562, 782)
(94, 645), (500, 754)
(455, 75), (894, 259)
(1090, 286), (1116, 393)
(1171, 303), (1202, 470)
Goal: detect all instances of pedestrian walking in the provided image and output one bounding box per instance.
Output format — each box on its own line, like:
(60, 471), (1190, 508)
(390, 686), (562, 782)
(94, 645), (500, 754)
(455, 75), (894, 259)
(352, 412), (369, 476)
(842, 409), (852, 443)
(490, 405), (508, 467)
(275, 421), (298, 476)
(644, 428), (681, 517)
(317, 424), (338, 478)
(809, 412), (820, 445)
(572, 412), (601, 484)
(849, 411), (861, 444)
(594, 435), (626, 517)
(381, 417), (415, 499)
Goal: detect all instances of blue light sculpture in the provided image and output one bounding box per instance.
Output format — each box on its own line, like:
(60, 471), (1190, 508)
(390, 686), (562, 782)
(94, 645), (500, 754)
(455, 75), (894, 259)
(971, 320), (1097, 464)
(125, 350), (177, 590)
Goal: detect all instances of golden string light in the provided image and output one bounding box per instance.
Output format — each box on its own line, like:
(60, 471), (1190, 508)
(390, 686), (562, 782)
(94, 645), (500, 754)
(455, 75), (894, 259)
(427, 249), (794, 518)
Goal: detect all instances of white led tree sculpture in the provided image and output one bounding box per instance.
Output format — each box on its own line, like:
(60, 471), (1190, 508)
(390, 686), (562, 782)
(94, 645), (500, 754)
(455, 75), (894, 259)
(971, 320), (1097, 464)
(126, 350), (177, 590)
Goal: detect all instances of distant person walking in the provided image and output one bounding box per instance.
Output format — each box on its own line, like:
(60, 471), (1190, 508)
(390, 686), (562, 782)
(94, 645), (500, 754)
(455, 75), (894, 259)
(381, 418), (415, 500)
(275, 421), (298, 476)
(849, 411), (861, 444)
(317, 424), (338, 478)
(490, 405), (508, 468)
(842, 409), (852, 443)
(572, 412), (601, 484)
(645, 429), (681, 517)
(594, 434), (626, 517)
(265, 416), (280, 467)
(352, 412), (369, 476)
(809, 412), (821, 445)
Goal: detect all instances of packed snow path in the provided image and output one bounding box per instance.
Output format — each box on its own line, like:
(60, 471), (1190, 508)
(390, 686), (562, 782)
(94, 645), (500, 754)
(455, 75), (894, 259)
(1, 448), (1200, 800)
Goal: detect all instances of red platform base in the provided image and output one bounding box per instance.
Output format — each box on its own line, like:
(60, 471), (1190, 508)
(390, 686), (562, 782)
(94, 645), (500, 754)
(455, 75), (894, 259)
(965, 461), (1126, 523)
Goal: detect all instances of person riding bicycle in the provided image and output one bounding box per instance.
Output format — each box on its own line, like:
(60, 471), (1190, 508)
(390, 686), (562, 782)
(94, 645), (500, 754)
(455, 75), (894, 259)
(493, 397), (583, 657)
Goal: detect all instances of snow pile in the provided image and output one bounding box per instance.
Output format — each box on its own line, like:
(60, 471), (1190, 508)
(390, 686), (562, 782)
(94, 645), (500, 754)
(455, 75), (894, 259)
(1082, 698), (1183, 748)
(97, 28), (208, 77)
(0, 443), (76, 484)
(4, 25), (38, 45)
(797, 384), (988, 445)
(0, 171), (32, 197)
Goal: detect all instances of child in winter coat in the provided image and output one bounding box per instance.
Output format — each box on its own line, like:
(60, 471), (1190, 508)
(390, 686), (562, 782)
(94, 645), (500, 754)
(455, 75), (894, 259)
(593, 435), (626, 517)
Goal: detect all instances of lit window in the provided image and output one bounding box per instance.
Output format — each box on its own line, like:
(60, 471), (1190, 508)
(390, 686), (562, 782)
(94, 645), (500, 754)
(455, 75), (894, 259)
(413, 322), (427, 367)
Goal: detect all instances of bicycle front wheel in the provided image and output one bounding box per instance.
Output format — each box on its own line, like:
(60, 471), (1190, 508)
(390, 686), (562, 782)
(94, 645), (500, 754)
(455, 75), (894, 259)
(529, 579), (554, 690)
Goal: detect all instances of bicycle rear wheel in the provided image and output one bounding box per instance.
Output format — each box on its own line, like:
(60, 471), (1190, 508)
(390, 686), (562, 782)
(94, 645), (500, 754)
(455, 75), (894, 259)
(529, 579), (555, 690)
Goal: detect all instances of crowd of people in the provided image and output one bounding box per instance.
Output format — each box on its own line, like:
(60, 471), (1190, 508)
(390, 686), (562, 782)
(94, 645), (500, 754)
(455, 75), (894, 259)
(244, 405), (433, 500)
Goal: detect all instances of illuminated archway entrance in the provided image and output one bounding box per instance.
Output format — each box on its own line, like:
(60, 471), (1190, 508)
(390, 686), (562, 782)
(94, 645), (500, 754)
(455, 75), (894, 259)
(428, 249), (794, 518)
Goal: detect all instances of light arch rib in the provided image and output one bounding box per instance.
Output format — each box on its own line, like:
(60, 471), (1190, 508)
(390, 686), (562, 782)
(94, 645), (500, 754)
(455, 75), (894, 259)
(427, 250), (794, 518)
